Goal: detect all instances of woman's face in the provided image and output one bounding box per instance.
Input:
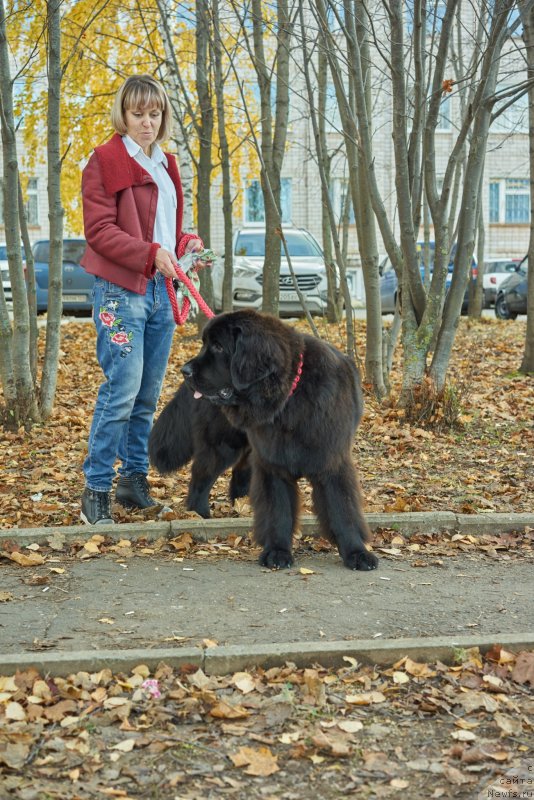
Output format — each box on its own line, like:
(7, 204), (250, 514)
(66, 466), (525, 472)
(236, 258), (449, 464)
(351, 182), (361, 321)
(124, 105), (162, 155)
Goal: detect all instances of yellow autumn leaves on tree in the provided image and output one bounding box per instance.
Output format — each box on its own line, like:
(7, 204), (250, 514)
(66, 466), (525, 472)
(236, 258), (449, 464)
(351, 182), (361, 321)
(8, 0), (257, 234)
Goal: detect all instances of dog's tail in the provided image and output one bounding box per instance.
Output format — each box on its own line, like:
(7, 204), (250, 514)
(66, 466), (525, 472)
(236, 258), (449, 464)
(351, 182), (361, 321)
(149, 384), (195, 474)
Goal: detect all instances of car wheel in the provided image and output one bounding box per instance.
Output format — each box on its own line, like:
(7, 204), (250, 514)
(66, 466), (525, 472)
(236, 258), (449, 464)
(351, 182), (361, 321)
(495, 294), (517, 320)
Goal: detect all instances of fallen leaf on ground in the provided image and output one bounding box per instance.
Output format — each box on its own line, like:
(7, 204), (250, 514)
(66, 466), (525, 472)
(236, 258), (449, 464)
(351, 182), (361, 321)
(230, 745), (279, 776)
(2, 550), (45, 567)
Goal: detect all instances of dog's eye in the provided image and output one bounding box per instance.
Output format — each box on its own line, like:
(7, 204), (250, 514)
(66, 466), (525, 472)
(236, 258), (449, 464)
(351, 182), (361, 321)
(211, 342), (224, 353)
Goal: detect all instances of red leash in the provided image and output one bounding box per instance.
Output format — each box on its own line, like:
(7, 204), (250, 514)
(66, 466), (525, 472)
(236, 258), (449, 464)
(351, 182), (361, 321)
(165, 264), (215, 325)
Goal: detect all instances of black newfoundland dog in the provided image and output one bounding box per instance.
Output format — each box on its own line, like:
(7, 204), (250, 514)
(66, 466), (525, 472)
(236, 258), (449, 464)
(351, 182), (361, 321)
(149, 310), (377, 572)
(149, 383), (251, 519)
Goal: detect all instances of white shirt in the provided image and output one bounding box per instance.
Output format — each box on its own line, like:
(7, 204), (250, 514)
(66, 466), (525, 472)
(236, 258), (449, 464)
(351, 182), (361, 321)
(122, 135), (177, 253)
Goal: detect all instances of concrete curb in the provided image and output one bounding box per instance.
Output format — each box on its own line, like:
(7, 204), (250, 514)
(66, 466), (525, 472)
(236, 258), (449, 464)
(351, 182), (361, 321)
(1, 633), (532, 678)
(0, 511), (532, 547)
(202, 632), (534, 674)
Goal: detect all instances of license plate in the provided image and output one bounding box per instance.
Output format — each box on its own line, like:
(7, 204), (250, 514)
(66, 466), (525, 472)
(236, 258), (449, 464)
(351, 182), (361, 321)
(62, 294), (87, 303)
(279, 291), (299, 301)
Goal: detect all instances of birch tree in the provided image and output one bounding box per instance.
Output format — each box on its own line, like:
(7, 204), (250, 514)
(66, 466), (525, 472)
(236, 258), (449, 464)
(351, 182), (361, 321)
(40, 0), (63, 420)
(212, 0), (234, 312)
(230, 0), (292, 316)
(156, 0), (196, 230)
(0, 0), (106, 427)
(519, 0), (534, 373)
(311, 0), (526, 414)
(0, 0), (39, 426)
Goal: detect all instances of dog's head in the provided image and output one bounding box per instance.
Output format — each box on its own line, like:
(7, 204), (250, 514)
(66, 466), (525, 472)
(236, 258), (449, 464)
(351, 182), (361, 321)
(181, 311), (298, 411)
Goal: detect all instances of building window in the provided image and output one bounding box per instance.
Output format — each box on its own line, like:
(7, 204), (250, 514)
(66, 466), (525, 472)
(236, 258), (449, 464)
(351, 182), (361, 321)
(25, 178), (39, 225)
(330, 179), (355, 224)
(489, 178), (530, 224)
(324, 82), (343, 134)
(244, 178), (291, 223)
(492, 85), (529, 134)
(436, 94), (452, 131)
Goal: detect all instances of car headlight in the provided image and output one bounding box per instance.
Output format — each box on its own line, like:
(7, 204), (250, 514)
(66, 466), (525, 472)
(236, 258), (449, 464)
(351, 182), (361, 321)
(234, 264), (259, 278)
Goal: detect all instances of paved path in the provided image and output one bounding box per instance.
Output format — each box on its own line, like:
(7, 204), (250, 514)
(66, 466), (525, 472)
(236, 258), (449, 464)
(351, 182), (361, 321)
(1, 512), (533, 675)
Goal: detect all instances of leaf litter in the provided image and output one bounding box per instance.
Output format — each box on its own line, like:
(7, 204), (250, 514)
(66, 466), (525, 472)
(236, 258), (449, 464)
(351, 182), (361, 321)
(0, 318), (532, 529)
(0, 647), (532, 798)
(1, 319), (533, 796)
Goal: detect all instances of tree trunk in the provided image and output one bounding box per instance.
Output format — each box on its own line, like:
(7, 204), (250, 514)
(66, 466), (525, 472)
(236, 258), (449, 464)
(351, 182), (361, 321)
(468, 168), (485, 318)
(156, 0), (195, 231)
(389, 0), (426, 324)
(0, 0), (39, 426)
(40, 0), (63, 421)
(250, 0), (291, 317)
(316, 0), (385, 394)
(18, 178), (38, 382)
(212, 0), (234, 313)
(469, 177), (486, 319)
(431, 12), (507, 389)
(195, 0), (214, 320)
(317, 45), (339, 323)
(519, 0), (534, 374)
(353, 3), (386, 398)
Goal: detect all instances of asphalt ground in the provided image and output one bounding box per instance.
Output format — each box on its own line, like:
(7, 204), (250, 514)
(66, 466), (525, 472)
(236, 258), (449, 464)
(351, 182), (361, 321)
(1, 512), (533, 676)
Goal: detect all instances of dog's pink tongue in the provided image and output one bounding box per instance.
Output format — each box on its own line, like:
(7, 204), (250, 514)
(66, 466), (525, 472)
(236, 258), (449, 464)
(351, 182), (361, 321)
(194, 390), (203, 399)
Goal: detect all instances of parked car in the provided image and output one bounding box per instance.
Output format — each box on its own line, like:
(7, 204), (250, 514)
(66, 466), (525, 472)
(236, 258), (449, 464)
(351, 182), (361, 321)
(211, 227), (329, 317)
(0, 243), (25, 305)
(379, 242), (476, 314)
(482, 258), (522, 307)
(495, 259), (528, 320)
(32, 238), (93, 313)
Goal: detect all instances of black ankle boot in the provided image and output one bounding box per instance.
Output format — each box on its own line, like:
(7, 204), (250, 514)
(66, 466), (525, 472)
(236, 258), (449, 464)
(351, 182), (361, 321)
(81, 488), (114, 525)
(116, 474), (168, 511)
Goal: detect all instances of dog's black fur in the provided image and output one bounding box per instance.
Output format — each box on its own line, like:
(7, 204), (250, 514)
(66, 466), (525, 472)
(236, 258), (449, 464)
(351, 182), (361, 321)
(150, 309), (377, 571)
(149, 384), (250, 519)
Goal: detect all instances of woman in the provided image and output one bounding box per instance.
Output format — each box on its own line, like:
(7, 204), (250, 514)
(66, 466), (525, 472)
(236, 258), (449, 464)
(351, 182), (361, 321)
(80, 74), (203, 525)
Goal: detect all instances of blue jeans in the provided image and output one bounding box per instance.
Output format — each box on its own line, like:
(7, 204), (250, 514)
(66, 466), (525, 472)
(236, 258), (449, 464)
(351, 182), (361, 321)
(84, 274), (176, 491)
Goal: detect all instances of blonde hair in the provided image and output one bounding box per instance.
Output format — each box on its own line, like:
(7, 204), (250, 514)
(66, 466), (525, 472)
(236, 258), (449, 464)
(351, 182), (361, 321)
(110, 74), (173, 142)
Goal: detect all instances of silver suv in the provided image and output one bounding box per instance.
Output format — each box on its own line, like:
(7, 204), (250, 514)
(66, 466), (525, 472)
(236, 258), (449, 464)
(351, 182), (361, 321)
(211, 227), (328, 317)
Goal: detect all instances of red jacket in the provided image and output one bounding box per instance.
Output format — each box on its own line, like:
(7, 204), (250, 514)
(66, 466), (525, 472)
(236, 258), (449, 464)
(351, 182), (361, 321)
(81, 133), (197, 294)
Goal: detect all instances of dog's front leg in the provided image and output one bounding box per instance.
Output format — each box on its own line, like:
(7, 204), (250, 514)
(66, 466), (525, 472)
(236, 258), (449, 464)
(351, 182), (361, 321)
(251, 464), (298, 569)
(310, 460), (378, 571)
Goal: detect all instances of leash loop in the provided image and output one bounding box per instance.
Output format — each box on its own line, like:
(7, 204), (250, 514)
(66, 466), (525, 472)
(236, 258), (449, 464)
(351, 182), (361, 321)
(165, 250), (216, 325)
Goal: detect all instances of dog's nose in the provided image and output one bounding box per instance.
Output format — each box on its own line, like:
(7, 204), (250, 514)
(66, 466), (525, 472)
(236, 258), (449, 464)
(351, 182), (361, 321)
(181, 362), (193, 378)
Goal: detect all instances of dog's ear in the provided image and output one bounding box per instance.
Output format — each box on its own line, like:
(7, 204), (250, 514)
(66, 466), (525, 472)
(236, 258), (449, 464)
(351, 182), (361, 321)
(230, 325), (278, 391)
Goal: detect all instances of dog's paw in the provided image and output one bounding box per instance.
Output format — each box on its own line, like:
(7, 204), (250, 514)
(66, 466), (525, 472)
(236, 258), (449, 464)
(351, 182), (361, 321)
(259, 548), (294, 569)
(344, 550), (379, 571)
(187, 501), (211, 519)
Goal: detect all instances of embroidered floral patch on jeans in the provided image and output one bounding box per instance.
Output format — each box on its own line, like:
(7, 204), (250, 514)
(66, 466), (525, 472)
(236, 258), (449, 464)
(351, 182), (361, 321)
(98, 304), (134, 357)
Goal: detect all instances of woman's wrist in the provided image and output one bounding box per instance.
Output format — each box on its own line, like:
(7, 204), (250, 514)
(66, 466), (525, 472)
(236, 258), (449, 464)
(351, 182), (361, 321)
(177, 234), (203, 259)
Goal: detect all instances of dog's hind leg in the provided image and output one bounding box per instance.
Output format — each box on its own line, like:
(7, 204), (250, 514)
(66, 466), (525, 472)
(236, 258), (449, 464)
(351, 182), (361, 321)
(188, 443), (247, 518)
(229, 448), (251, 504)
(251, 465), (299, 569)
(187, 460), (219, 518)
(310, 460), (378, 571)
(149, 386), (194, 474)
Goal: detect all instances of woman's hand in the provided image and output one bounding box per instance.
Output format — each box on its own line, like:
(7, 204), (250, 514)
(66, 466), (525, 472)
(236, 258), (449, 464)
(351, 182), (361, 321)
(184, 238), (211, 269)
(154, 248), (179, 278)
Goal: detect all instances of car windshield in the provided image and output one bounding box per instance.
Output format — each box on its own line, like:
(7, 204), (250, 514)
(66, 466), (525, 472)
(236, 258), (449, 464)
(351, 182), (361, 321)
(33, 240), (86, 263)
(63, 241), (86, 262)
(485, 261), (521, 273)
(235, 231), (322, 258)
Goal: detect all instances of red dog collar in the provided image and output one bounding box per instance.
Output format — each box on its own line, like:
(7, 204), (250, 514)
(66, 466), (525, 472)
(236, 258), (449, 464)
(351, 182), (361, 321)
(288, 352), (304, 397)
